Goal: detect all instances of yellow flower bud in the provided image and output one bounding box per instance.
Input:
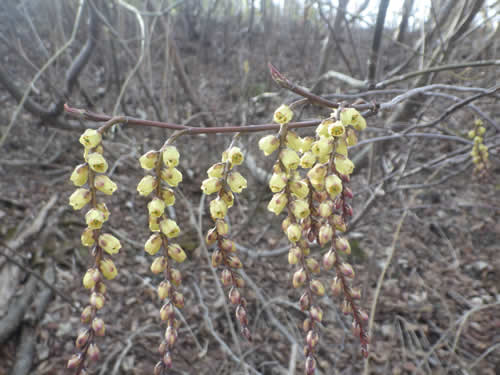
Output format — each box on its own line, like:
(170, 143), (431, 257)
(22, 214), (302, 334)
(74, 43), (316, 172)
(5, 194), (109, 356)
(97, 202), (109, 221)
(269, 172), (288, 193)
(307, 163), (327, 182)
(346, 129), (357, 146)
(98, 233), (122, 254)
(227, 172), (247, 193)
(267, 192), (288, 215)
(300, 152), (316, 169)
(83, 269), (98, 289)
(99, 258), (118, 280)
(149, 216), (159, 232)
(291, 199), (310, 220)
(286, 131), (302, 151)
(79, 129), (102, 149)
(150, 256), (168, 274)
(90, 292), (105, 309)
(69, 188), (91, 210)
(148, 198), (165, 217)
(139, 150), (159, 170)
(288, 248), (300, 265)
(81, 228), (95, 247)
(220, 189), (234, 208)
(168, 244), (186, 263)
(305, 257), (320, 273)
(273, 104), (293, 124)
(87, 153), (108, 173)
(353, 115), (367, 131)
(227, 147), (244, 165)
(311, 137), (333, 157)
(85, 208), (105, 229)
(477, 126), (486, 136)
(210, 198), (228, 219)
(323, 250), (336, 271)
(215, 220), (229, 236)
(160, 218), (180, 238)
(310, 279), (325, 296)
(467, 130), (476, 139)
(201, 177), (222, 195)
(289, 180), (309, 199)
(335, 157), (355, 175)
(340, 262), (355, 278)
(258, 135), (280, 156)
(158, 280), (172, 299)
(207, 163), (225, 178)
(328, 120), (345, 137)
(137, 175), (158, 196)
(336, 138), (348, 156)
(325, 174), (343, 197)
(318, 224), (333, 246)
(316, 119), (332, 137)
(145, 233), (162, 255)
(160, 188), (176, 206)
(340, 108), (360, 126)
(162, 145), (180, 168)
(160, 167), (183, 187)
(300, 136), (315, 153)
(286, 223), (302, 242)
(94, 175), (117, 195)
(92, 317), (105, 336)
(70, 164), (89, 186)
(292, 268), (306, 288)
(280, 148), (300, 170)
(335, 237), (351, 254)
(318, 201), (334, 217)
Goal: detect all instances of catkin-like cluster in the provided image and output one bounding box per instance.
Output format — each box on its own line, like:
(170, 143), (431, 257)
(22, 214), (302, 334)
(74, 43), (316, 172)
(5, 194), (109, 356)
(468, 119), (490, 177)
(137, 144), (188, 374)
(260, 104), (369, 374)
(68, 129), (122, 374)
(202, 144), (251, 339)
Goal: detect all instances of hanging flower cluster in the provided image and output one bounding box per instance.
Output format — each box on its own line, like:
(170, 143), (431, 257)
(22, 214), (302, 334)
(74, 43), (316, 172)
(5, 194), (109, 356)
(202, 142), (251, 340)
(67, 129), (121, 373)
(259, 104), (369, 374)
(468, 119), (490, 177)
(137, 143), (187, 374)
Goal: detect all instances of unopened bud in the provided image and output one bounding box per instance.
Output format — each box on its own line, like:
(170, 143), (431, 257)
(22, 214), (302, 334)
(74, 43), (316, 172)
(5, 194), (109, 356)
(351, 288), (361, 300)
(318, 201), (334, 217)
(286, 223), (302, 243)
(81, 305), (93, 323)
(160, 303), (175, 321)
(165, 326), (178, 347)
(158, 281), (172, 300)
(305, 258), (320, 274)
(299, 292), (311, 311)
(352, 321), (361, 337)
(90, 292), (105, 310)
(67, 354), (83, 369)
(342, 299), (353, 315)
(92, 317), (105, 336)
(310, 279), (325, 296)
(306, 330), (319, 349)
(170, 268), (182, 286)
(151, 256), (168, 274)
(333, 215), (347, 232)
(305, 356), (316, 374)
(292, 268), (307, 288)
(344, 203), (353, 217)
(322, 250), (336, 270)
(358, 309), (369, 322)
(212, 249), (223, 267)
(318, 224), (333, 246)
(340, 262), (355, 278)
(163, 351), (173, 368)
(216, 220), (229, 235)
(172, 291), (184, 308)
(228, 287), (241, 305)
(75, 329), (90, 349)
(343, 186), (353, 198)
(303, 318), (312, 332)
(88, 343), (100, 362)
(145, 233), (162, 255)
(167, 243), (186, 263)
(234, 275), (245, 288)
(227, 255), (243, 269)
(221, 269), (233, 286)
(206, 227), (218, 245)
(310, 305), (323, 322)
(335, 237), (351, 254)
(236, 305), (248, 326)
(331, 277), (343, 297)
(220, 238), (236, 253)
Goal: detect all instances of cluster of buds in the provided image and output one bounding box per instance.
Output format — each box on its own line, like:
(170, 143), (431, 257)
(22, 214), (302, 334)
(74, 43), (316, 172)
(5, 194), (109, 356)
(202, 143), (251, 340)
(260, 105), (369, 373)
(468, 119), (490, 177)
(137, 144), (187, 374)
(68, 129), (121, 374)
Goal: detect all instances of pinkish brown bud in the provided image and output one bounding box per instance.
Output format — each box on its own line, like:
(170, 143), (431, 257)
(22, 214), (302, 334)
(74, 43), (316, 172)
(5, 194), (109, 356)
(331, 277), (343, 297)
(342, 299), (353, 315)
(241, 326), (252, 341)
(220, 238), (236, 253)
(310, 279), (325, 296)
(87, 343), (100, 362)
(305, 356), (316, 374)
(67, 354), (83, 369)
(351, 288), (361, 300)
(299, 292), (311, 311)
(165, 326), (178, 347)
(305, 258), (320, 274)
(170, 268), (182, 286)
(343, 186), (353, 198)
(344, 203), (353, 217)
(158, 340), (168, 355)
(92, 317), (105, 336)
(206, 228), (218, 245)
(221, 269), (233, 286)
(352, 321), (361, 337)
(228, 287), (241, 305)
(154, 361), (163, 375)
(306, 330), (319, 349)
(75, 329), (90, 349)
(303, 318), (312, 332)
(172, 292), (184, 308)
(227, 255), (243, 269)
(236, 305), (248, 326)
(340, 262), (355, 278)
(160, 303), (175, 321)
(292, 268), (307, 288)
(310, 305), (323, 322)
(358, 309), (369, 322)
(163, 352), (173, 368)
(322, 250), (336, 270)
(234, 275), (245, 288)
(212, 249), (223, 267)
(81, 305), (93, 324)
